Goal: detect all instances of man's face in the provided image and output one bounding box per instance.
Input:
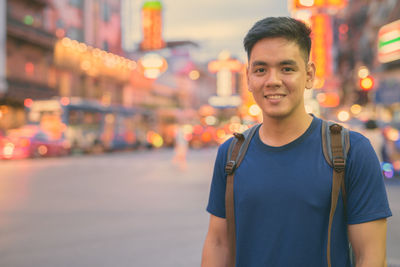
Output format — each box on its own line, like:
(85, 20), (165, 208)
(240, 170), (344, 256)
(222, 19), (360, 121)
(247, 37), (315, 121)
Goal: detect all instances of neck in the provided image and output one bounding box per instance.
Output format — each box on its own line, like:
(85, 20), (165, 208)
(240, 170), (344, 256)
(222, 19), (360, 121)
(259, 112), (313, 147)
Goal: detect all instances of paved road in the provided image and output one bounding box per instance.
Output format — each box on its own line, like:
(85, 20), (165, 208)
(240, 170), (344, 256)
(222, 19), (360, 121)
(0, 149), (214, 267)
(0, 148), (399, 266)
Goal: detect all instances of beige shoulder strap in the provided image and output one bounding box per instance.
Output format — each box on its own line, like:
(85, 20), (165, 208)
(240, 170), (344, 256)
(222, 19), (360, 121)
(225, 133), (245, 267)
(326, 124), (346, 267)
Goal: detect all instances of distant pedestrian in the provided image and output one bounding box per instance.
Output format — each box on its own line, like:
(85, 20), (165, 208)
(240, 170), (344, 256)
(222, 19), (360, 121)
(172, 124), (188, 170)
(362, 119), (385, 162)
(201, 17), (391, 267)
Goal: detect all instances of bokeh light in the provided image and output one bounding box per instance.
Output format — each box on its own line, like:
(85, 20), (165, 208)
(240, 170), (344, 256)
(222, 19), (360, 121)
(249, 104), (262, 117)
(299, 0), (314, 7)
(358, 66), (369, 78)
(393, 160), (400, 172)
(337, 110), (350, 122)
(382, 162), (394, 178)
(360, 76), (374, 90)
(350, 104), (362, 115)
(189, 70), (200, 80)
(205, 116), (217, 126)
(386, 128), (399, 142)
(147, 131), (163, 148)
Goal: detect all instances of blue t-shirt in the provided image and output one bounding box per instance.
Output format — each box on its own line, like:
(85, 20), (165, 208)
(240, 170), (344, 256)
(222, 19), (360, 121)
(207, 116), (392, 267)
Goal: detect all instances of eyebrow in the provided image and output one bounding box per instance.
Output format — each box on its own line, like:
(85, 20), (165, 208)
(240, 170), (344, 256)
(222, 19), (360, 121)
(280, 60), (298, 66)
(251, 60), (298, 68)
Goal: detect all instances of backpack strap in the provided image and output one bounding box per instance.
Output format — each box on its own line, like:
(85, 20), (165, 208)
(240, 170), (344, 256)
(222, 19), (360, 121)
(225, 124), (260, 266)
(226, 124), (261, 171)
(322, 120), (350, 202)
(321, 121), (350, 267)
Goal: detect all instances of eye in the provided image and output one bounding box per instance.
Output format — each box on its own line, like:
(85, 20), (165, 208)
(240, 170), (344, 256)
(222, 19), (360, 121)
(254, 68), (266, 74)
(282, 67), (294, 72)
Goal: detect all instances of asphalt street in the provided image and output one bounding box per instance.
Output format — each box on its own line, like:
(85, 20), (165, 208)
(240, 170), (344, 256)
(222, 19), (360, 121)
(0, 148), (399, 267)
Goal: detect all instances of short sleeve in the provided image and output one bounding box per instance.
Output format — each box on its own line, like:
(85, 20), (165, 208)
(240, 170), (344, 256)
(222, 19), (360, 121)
(206, 138), (233, 218)
(345, 132), (392, 224)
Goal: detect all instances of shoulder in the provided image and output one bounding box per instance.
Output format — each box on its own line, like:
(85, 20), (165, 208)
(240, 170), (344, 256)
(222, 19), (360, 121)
(346, 128), (381, 173)
(215, 137), (234, 164)
(321, 119), (372, 151)
(219, 136), (234, 153)
(348, 129), (373, 152)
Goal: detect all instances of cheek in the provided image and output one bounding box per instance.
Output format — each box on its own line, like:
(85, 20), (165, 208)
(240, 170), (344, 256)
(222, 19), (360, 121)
(248, 76), (264, 89)
(285, 76), (304, 89)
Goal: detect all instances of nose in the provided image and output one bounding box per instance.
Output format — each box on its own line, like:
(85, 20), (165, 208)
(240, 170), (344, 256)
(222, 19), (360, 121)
(265, 69), (282, 88)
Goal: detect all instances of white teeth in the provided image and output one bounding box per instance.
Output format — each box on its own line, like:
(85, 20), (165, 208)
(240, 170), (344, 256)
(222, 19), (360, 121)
(266, 95), (284, 99)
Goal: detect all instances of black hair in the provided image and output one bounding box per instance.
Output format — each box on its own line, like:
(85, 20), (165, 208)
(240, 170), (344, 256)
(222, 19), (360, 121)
(243, 17), (312, 63)
(365, 119), (378, 129)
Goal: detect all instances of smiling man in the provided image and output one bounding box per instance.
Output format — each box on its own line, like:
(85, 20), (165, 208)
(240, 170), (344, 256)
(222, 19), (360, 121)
(201, 17), (391, 267)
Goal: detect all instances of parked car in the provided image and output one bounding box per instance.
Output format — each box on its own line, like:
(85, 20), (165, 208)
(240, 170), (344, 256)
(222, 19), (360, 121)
(0, 125), (70, 159)
(0, 130), (5, 149)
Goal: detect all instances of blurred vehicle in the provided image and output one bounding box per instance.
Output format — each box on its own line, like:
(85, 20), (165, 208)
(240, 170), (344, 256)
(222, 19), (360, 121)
(0, 125), (70, 159)
(26, 98), (108, 154)
(103, 106), (156, 151)
(25, 97), (155, 153)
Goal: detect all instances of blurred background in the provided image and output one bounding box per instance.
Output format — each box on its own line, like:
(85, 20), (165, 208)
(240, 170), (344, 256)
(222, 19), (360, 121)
(0, 0), (400, 266)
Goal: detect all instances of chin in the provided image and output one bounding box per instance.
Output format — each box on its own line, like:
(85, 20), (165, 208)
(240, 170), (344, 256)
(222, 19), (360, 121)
(265, 113), (289, 120)
(262, 108), (294, 120)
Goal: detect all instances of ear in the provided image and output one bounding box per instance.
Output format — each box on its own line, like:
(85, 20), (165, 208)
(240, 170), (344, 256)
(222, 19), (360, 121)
(246, 66), (253, 92)
(305, 62), (316, 89)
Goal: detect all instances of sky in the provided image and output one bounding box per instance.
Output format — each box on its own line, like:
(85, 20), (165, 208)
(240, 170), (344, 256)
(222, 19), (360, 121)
(129, 0), (290, 62)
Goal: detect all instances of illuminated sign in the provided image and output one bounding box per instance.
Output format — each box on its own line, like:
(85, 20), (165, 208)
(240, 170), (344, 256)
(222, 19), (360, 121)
(208, 58), (242, 73)
(378, 20), (400, 63)
(54, 38), (137, 81)
(138, 53), (168, 79)
(207, 51), (243, 108)
(293, 0), (346, 9)
(310, 14), (332, 87)
(140, 1), (165, 50)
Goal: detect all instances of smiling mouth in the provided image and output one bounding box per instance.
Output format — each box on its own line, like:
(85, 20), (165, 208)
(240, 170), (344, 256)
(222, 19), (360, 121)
(265, 95), (285, 99)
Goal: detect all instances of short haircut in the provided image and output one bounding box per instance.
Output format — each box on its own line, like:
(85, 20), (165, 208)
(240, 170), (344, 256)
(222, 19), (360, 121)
(244, 17), (312, 63)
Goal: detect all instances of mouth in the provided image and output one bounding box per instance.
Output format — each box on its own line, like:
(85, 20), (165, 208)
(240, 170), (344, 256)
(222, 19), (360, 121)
(264, 94), (286, 99)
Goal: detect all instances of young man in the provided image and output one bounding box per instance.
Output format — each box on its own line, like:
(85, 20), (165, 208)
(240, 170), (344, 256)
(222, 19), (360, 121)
(201, 17), (392, 267)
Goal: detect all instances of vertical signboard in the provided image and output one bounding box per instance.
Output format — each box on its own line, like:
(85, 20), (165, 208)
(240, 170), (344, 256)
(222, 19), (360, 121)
(207, 51), (243, 108)
(311, 14), (332, 87)
(140, 1), (165, 51)
(378, 20), (400, 63)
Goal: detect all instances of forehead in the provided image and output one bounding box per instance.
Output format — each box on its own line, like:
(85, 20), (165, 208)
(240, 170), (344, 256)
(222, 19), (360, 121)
(249, 37), (306, 64)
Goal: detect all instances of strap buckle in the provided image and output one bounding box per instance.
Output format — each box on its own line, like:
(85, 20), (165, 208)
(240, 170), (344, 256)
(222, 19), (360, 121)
(333, 157), (345, 173)
(329, 124), (342, 134)
(225, 160), (236, 175)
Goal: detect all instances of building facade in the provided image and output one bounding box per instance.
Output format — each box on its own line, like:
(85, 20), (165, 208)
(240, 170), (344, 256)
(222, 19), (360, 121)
(0, 0), (57, 130)
(334, 0), (400, 115)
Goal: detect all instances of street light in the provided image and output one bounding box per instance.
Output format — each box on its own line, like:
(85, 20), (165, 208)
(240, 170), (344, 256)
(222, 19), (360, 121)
(139, 53), (168, 79)
(359, 75), (375, 91)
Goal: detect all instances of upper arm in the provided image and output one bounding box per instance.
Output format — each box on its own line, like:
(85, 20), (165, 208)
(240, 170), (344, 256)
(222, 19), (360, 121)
(201, 214), (230, 267)
(345, 134), (391, 224)
(205, 214), (229, 246)
(348, 218), (387, 265)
